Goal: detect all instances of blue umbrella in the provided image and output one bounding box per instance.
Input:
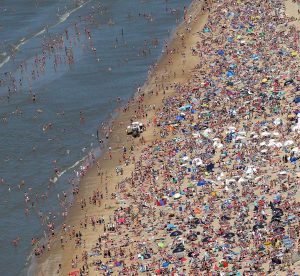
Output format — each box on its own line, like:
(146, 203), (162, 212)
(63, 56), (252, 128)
(197, 180), (206, 186)
(293, 96), (300, 103)
(217, 50), (224, 56)
(226, 71), (234, 77)
(162, 262), (169, 267)
(167, 224), (176, 229)
(176, 116), (184, 121)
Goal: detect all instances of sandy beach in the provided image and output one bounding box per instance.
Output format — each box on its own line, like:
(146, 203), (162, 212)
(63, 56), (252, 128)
(36, 0), (300, 275)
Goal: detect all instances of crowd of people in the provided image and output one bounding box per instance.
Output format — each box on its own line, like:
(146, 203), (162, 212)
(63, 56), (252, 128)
(30, 0), (300, 275)
(58, 0), (300, 275)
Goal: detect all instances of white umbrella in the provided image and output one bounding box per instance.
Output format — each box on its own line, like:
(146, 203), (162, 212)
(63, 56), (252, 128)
(260, 141), (267, 146)
(202, 128), (212, 138)
(226, 179), (236, 184)
(291, 147), (300, 153)
(261, 149), (268, 153)
(182, 156), (189, 161)
(278, 171), (287, 175)
(192, 132), (201, 138)
(273, 118), (282, 125)
(267, 140), (277, 147)
(275, 142), (283, 148)
(238, 177), (247, 183)
(284, 140), (294, 146)
(236, 135), (246, 141)
(174, 193), (181, 199)
(261, 131), (271, 137)
(272, 132), (280, 136)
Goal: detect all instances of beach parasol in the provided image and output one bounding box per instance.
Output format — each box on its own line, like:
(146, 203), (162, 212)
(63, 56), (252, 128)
(157, 242), (165, 248)
(166, 224), (176, 230)
(273, 208), (283, 217)
(170, 230), (182, 237)
(172, 246), (185, 253)
(224, 232), (235, 239)
(273, 227), (285, 234)
(190, 217), (200, 225)
(271, 257), (282, 264)
(284, 140), (294, 146)
(173, 193), (181, 199)
(187, 233), (198, 241)
(202, 236), (212, 242)
(221, 215), (231, 221)
(253, 223), (265, 231)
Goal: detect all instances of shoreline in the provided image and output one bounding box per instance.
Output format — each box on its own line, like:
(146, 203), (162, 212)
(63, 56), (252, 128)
(35, 0), (210, 275)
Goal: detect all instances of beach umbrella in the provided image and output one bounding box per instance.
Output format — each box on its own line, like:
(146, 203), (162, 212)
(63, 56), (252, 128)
(189, 224), (197, 229)
(197, 180), (206, 186)
(202, 236), (212, 243)
(221, 215), (231, 221)
(217, 50), (224, 56)
(170, 230), (182, 237)
(173, 193), (181, 199)
(143, 253), (151, 259)
(191, 218), (200, 225)
(162, 262), (169, 267)
(271, 217), (281, 223)
(284, 140), (294, 146)
(227, 71), (234, 77)
(173, 246), (185, 253)
(224, 232), (235, 239)
(188, 251), (198, 258)
(167, 224), (176, 230)
(253, 223), (265, 231)
(293, 96), (300, 103)
(157, 242), (165, 248)
(271, 257), (282, 264)
(273, 208), (283, 217)
(278, 171), (287, 175)
(273, 227), (285, 234)
(187, 233), (198, 241)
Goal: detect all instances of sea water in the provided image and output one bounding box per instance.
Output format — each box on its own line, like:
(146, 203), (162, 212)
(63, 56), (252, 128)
(0, 0), (192, 275)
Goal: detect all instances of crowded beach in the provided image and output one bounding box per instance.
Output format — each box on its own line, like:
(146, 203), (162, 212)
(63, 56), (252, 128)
(36, 0), (300, 275)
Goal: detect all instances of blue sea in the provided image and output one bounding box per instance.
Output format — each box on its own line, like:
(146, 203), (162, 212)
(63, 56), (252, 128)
(0, 0), (192, 275)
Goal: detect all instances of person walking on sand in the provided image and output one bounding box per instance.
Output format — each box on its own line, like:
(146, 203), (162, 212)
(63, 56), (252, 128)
(109, 146), (112, 160)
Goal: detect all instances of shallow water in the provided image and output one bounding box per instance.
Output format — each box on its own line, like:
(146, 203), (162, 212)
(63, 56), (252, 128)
(0, 0), (192, 275)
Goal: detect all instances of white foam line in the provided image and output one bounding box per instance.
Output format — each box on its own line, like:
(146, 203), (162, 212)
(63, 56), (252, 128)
(55, 0), (91, 27)
(33, 28), (46, 38)
(54, 155), (87, 180)
(0, 56), (10, 69)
